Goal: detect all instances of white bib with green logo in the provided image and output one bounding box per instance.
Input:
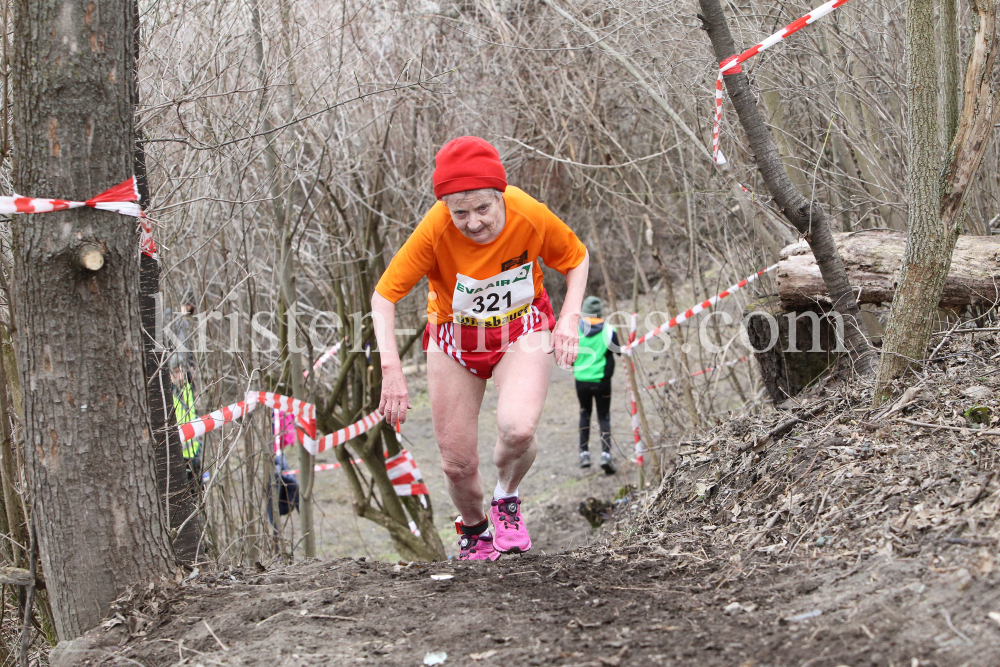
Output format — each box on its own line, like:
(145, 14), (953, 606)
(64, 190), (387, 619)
(452, 263), (534, 327)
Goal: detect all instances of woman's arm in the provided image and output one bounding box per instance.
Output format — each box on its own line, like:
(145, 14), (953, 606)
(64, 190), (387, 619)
(372, 291), (412, 426)
(551, 250), (590, 369)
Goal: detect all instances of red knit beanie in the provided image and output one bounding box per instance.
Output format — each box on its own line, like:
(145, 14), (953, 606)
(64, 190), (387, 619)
(432, 136), (507, 199)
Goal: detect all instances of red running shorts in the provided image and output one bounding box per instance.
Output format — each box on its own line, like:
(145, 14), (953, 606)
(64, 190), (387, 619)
(423, 291), (556, 379)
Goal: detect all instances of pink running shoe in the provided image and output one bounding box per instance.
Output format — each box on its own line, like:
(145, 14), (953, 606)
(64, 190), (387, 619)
(491, 497), (531, 553)
(458, 532), (501, 561)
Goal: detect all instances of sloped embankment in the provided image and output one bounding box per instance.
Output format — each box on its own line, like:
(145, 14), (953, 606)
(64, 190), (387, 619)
(610, 332), (1000, 664)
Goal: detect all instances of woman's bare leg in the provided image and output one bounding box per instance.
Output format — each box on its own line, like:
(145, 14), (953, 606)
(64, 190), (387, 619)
(426, 342), (489, 525)
(492, 330), (553, 493)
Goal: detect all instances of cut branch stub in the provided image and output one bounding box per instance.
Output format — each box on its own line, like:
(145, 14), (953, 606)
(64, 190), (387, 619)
(78, 244), (104, 271)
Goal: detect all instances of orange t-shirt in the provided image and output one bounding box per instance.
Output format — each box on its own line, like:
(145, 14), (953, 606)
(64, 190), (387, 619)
(375, 186), (587, 325)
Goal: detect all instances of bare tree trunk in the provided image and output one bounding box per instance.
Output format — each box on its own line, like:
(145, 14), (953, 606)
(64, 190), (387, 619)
(696, 0), (875, 374)
(140, 253), (199, 561)
(131, 0), (198, 564)
(248, 0), (313, 557)
(941, 0), (961, 148)
(11, 0), (173, 639)
(587, 217), (663, 477)
(875, 0), (1000, 400)
(875, 0), (943, 395)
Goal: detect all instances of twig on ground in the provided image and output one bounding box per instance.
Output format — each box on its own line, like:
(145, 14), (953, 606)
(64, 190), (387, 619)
(929, 318), (970, 359)
(203, 620), (229, 652)
(932, 327), (1000, 335)
(945, 536), (996, 547)
(897, 418), (1000, 436)
(740, 403), (828, 453)
(967, 472), (996, 508)
(878, 383), (926, 419)
(255, 610), (291, 626)
(941, 608), (973, 645)
(746, 509), (784, 550)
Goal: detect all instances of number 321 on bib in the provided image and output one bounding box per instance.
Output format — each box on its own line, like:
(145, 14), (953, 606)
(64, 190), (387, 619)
(452, 263), (534, 327)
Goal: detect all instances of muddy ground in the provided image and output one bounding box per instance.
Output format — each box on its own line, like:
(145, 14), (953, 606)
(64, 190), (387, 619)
(50, 333), (1000, 666)
(52, 527), (998, 667)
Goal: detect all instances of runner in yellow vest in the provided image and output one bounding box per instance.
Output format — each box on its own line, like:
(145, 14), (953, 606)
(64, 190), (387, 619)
(171, 358), (202, 480)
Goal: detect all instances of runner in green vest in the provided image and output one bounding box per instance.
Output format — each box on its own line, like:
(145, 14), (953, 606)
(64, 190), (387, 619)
(573, 296), (619, 474)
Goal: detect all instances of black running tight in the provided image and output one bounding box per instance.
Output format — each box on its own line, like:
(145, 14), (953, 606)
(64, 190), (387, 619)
(576, 380), (612, 453)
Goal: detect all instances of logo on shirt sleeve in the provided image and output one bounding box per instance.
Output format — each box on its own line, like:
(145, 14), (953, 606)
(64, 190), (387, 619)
(501, 251), (528, 272)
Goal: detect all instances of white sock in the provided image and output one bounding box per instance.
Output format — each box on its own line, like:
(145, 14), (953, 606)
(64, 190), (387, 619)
(494, 481), (518, 500)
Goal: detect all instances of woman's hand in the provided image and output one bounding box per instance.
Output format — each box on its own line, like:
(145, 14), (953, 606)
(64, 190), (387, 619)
(371, 291), (412, 426)
(550, 314), (580, 370)
(552, 250), (588, 370)
(379, 363), (412, 427)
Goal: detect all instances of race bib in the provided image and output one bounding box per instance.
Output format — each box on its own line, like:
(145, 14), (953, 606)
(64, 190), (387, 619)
(452, 263), (535, 327)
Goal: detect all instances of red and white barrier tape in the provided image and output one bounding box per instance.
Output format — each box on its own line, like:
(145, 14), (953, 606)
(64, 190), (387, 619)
(288, 453), (427, 495)
(712, 0), (853, 164)
(1, 177), (157, 258)
(623, 264), (778, 354)
(620, 314), (646, 466)
(644, 356), (749, 391)
(246, 391), (315, 425)
(386, 449), (429, 496)
(179, 391), (316, 442)
(179, 390), (381, 454)
(306, 409), (383, 455)
(179, 392), (427, 494)
(288, 450), (427, 496)
(303, 339), (345, 378)
(179, 399), (256, 442)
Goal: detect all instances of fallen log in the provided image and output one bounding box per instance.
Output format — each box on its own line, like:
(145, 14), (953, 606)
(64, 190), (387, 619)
(777, 230), (1000, 309)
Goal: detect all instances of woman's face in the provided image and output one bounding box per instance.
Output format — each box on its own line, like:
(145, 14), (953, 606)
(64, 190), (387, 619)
(443, 190), (505, 244)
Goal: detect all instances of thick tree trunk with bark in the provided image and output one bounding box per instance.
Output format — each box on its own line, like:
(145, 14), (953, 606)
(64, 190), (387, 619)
(941, 0), (960, 147)
(875, 0), (945, 392)
(776, 231), (1000, 309)
(874, 0), (1000, 400)
(696, 0), (874, 374)
(12, 0), (173, 639)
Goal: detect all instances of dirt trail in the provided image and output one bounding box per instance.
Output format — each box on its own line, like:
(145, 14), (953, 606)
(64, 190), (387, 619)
(53, 538), (997, 666)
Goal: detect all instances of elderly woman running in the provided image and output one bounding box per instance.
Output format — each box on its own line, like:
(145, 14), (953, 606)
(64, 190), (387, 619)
(372, 136), (589, 560)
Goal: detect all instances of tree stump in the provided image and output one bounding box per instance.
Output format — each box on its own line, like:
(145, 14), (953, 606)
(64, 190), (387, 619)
(745, 297), (844, 404)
